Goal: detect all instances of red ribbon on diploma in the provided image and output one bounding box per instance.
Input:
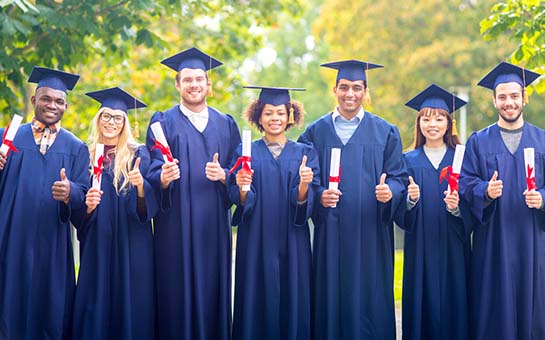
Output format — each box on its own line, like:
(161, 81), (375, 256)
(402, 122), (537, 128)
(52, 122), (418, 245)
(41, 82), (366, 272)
(93, 155), (104, 182)
(440, 165), (459, 194)
(2, 123), (18, 156)
(229, 155), (252, 174)
(151, 139), (174, 162)
(527, 164), (536, 190)
(329, 167), (342, 184)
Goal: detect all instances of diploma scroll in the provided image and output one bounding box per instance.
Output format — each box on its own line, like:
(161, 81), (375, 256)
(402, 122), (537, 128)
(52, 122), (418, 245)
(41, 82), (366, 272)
(92, 143), (105, 190)
(150, 122), (174, 163)
(0, 114), (23, 157)
(440, 144), (465, 193)
(241, 129), (252, 192)
(524, 147), (536, 191)
(328, 148), (341, 208)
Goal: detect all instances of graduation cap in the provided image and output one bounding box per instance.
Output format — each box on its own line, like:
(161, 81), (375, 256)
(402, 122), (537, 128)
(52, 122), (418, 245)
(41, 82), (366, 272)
(243, 86), (305, 106)
(478, 61), (541, 90)
(244, 86), (306, 124)
(28, 66), (80, 92)
(321, 59), (383, 82)
(161, 47), (223, 72)
(86, 87), (147, 113)
(406, 84), (467, 114)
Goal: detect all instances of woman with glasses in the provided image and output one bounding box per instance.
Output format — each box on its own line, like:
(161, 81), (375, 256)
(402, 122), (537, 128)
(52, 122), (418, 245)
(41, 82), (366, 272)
(72, 87), (157, 340)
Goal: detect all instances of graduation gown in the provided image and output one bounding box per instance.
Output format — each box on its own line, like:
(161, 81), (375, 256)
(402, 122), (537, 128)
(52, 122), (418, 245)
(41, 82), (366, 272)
(145, 105), (240, 340)
(459, 122), (545, 340)
(229, 140), (319, 340)
(298, 112), (407, 340)
(71, 145), (158, 340)
(0, 123), (89, 340)
(395, 147), (470, 340)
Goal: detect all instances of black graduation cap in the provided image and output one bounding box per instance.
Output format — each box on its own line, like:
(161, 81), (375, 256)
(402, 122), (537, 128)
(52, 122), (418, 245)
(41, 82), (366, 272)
(243, 86), (305, 106)
(86, 87), (146, 113)
(28, 66), (80, 92)
(320, 59), (383, 82)
(161, 47), (223, 72)
(478, 61), (541, 90)
(406, 84), (467, 114)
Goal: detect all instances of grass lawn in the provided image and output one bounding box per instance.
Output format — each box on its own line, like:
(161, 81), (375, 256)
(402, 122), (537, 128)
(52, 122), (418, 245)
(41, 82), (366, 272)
(394, 250), (403, 305)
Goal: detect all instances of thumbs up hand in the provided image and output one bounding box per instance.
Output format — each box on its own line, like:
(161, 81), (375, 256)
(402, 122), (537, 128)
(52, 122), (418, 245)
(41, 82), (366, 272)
(52, 168), (71, 204)
(408, 176), (420, 202)
(206, 152), (226, 183)
(129, 157), (145, 197)
(375, 173), (393, 203)
(298, 155), (313, 184)
(486, 170), (503, 200)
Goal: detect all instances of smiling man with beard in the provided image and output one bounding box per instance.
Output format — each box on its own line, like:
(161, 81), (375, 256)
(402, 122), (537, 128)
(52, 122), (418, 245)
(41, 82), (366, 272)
(145, 47), (240, 340)
(0, 67), (89, 339)
(459, 62), (545, 340)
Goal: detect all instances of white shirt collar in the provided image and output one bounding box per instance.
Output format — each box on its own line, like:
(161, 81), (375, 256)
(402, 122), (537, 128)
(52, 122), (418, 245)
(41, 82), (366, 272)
(332, 107), (364, 122)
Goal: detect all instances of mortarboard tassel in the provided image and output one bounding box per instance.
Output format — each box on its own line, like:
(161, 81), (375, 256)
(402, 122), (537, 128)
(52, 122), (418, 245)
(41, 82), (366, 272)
(451, 117), (459, 137)
(288, 105), (295, 124)
(133, 120), (140, 139)
(208, 82), (214, 97)
(523, 90), (529, 105)
(363, 88), (372, 107)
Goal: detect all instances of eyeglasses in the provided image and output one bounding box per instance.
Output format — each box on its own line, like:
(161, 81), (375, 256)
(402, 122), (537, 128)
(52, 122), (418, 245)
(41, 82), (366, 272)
(100, 113), (125, 125)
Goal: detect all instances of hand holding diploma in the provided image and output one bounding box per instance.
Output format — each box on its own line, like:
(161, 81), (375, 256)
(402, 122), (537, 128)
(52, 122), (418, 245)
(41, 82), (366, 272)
(160, 159), (180, 189)
(86, 187), (103, 214)
(92, 144), (104, 190)
(376, 173), (392, 203)
(444, 189), (460, 211)
(324, 148), (342, 208)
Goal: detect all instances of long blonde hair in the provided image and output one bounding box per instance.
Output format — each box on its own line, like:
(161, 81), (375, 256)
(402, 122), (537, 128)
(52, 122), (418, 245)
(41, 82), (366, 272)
(88, 107), (141, 194)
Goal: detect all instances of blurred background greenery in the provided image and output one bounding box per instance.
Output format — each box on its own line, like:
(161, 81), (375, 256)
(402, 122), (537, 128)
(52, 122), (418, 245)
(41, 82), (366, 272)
(1, 0), (544, 147)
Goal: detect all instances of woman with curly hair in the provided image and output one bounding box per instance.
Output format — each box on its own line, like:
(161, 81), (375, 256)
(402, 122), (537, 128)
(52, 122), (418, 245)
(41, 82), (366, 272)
(229, 86), (320, 340)
(72, 87), (158, 340)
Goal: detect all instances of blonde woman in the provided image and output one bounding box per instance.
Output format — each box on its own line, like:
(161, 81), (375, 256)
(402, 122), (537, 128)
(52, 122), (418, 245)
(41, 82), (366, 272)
(72, 87), (157, 340)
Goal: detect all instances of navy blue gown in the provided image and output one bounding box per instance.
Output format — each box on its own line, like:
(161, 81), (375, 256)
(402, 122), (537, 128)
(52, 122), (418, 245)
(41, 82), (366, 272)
(145, 106), (240, 340)
(459, 122), (545, 340)
(298, 112), (407, 340)
(72, 145), (157, 340)
(229, 139), (319, 340)
(395, 147), (470, 340)
(0, 123), (89, 340)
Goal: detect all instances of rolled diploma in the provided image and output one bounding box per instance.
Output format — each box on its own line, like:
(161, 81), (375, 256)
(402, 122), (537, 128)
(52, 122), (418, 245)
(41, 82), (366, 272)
(241, 129), (251, 192)
(450, 144), (465, 192)
(328, 148), (341, 207)
(151, 122), (171, 163)
(524, 147), (535, 190)
(92, 143), (104, 190)
(0, 114), (23, 156)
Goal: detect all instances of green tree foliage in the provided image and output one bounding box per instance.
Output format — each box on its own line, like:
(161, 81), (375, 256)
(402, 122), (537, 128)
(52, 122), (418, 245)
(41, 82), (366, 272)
(313, 0), (532, 147)
(481, 0), (545, 94)
(0, 0), (303, 140)
(239, 0), (331, 140)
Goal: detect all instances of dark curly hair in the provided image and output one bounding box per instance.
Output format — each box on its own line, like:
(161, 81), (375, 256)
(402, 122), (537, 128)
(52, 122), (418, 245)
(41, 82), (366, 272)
(243, 100), (306, 132)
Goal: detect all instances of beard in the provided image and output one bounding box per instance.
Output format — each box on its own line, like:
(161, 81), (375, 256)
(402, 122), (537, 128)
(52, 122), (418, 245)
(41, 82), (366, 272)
(498, 107), (523, 123)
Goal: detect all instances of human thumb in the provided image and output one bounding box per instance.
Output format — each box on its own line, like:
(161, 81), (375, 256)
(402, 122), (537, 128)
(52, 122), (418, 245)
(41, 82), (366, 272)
(380, 173), (387, 185)
(60, 168), (67, 181)
(213, 152), (219, 163)
(300, 155), (307, 168)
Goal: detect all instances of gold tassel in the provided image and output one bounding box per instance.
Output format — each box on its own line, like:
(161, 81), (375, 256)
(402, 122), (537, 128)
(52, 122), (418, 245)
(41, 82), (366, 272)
(523, 90), (529, 105)
(452, 118), (458, 137)
(207, 82), (214, 97)
(133, 120), (140, 139)
(363, 88), (372, 107)
(288, 106), (295, 124)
